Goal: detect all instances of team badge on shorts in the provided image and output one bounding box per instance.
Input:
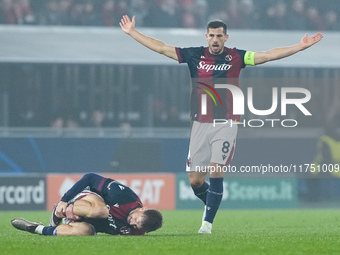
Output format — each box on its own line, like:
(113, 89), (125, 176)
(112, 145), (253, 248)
(186, 157), (191, 168)
(186, 156), (192, 172)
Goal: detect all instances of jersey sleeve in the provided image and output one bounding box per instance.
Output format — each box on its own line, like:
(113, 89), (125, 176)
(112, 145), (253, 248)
(237, 49), (255, 67)
(175, 47), (204, 64)
(60, 173), (105, 202)
(244, 51), (256, 66)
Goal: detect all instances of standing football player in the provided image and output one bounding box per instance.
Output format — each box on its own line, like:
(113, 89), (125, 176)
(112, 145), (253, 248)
(119, 15), (323, 234)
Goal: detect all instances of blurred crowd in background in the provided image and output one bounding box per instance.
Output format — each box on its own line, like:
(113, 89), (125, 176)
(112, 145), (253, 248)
(1, 0), (339, 129)
(0, 0), (339, 31)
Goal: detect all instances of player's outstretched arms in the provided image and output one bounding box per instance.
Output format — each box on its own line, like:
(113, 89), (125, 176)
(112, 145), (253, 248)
(120, 15), (178, 61)
(254, 32), (323, 65)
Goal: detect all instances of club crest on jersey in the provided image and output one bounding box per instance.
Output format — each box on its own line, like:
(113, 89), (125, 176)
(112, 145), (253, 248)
(225, 54), (232, 61)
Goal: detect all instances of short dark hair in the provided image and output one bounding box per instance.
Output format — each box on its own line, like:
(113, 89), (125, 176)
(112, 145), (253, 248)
(207, 20), (227, 34)
(141, 209), (163, 233)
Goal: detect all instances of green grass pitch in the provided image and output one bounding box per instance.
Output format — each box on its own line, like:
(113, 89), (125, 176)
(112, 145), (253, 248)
(1, 209), (340, 255)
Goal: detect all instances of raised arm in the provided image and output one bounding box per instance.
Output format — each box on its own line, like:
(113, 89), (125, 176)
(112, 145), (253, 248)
(254, 32), (323, 65)
(120, 15), (178, 61)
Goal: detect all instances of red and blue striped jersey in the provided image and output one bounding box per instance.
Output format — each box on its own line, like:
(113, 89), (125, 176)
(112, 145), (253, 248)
(61, 173), (144, 235)
(176, 46), (247, 122)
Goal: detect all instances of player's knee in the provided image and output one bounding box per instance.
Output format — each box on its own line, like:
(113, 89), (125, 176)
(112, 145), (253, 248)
(80, 222), (96, 235)
(188, 172), (206, 189)
(189, 178), (205, 189)
(71, 222), (96, 236)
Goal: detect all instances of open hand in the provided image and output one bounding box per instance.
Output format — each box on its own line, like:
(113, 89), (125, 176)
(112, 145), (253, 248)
(120, 15), (135, 35)
(300, 32), (323, 50)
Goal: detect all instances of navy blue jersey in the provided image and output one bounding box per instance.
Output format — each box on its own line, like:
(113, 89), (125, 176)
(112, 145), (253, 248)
(176, 46), (247, 122)
(61, 173), (144, 235)
(82, 213), (142, 235)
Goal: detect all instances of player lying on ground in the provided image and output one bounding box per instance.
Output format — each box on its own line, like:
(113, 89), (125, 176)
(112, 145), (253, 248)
(11, 173), (163, 236)
(120, 15), (323, 234)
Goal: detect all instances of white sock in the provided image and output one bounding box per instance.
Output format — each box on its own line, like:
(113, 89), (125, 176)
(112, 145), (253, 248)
(35, 225), (45, 235)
